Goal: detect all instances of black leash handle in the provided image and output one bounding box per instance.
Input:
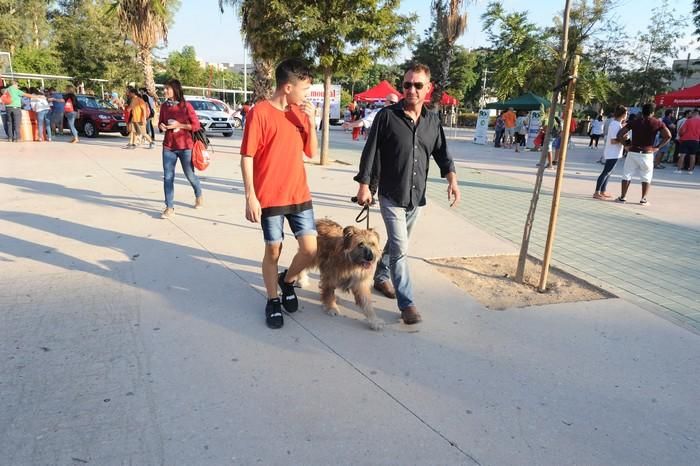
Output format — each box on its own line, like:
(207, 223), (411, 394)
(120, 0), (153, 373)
(350, 196), (370, 229)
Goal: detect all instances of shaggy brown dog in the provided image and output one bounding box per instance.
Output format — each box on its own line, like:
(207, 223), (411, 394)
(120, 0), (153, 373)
(306, 218), (383, 330)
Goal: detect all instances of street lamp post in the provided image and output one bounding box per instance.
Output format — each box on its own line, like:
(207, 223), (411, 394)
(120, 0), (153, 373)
(479, 67), (493, 109)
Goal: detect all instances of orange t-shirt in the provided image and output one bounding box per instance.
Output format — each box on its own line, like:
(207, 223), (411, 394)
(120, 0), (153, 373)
(240, 100), (313, 216)
(503, 111), (516, 128)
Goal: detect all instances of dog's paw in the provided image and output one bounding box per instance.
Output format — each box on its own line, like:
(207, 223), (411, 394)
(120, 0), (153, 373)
(297, 270), (310, 289)
(368, 318), (385, 331)
(324, 305), (340, 316)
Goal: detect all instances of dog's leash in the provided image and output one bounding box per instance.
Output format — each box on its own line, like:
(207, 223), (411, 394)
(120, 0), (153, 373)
(350, 196), (371, 229)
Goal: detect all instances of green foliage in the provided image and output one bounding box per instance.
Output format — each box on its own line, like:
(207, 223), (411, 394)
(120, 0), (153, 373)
(481, 1), (548, 100)
(11, 47), (60, 75)
(340, 88), (353, 109)
(53, 0), (141, 87)
(575, 57), (615, 105)
(0, 0), (52, 53)
(160, 45), (204, 84)
(108, 0), (180, 95)
(405, 19), (479, 103)
(334, 63), (403, 97)
(296, 0), (415, 162)
(586, 17), (627, 75)
(477, 0), (683, 108)
(623, 0), (687, 103)
(154, 46), (245, 89)
(295, 1), (415, 76)
(429, 0), (468, 105)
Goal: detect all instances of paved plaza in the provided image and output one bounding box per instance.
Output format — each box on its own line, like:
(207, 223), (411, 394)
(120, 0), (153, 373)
(1, 129), (699, 465)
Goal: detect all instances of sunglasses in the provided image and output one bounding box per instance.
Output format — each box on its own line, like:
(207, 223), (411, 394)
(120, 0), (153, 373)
(403, 81), (426, 90)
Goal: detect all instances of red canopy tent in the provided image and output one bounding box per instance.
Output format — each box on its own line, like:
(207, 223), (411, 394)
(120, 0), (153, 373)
(424, 89), (459, 106)
(654, 83), (700, 107)
(354, 80), (401, 102)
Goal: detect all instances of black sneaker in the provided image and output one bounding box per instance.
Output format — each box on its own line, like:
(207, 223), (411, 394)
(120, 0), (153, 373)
(278, 269), (299, 313)
(265, 298), (284, 329)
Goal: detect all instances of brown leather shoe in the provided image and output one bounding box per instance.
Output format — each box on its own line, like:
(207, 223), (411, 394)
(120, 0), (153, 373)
(400, 305), (422, 325)
(373, 280), (396, 299)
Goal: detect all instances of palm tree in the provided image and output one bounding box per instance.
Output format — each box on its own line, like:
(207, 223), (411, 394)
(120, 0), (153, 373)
(110, 0), (173, 96)
(219, 0), (291, 101)
(431, 0), (468, 108)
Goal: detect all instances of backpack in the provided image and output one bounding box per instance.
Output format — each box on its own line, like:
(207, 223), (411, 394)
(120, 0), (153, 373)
(191, 129), (211, 171)
(550, 117), (562, 138)
(143, 94), (155, 119)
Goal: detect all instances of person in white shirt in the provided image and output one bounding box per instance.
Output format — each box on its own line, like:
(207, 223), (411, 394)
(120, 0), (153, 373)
(593, 106), (627, 199)
(588, 115), (605, 148)
(342, 93), (399, 132)
(514, 112), (528, 153)
(29, 87), (52, 142)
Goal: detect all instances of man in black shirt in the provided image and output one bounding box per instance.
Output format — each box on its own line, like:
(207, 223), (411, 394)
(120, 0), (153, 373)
(354, 63), (460, 324)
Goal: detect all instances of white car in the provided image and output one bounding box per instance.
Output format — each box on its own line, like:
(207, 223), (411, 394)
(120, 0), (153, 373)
(209, 98), (243, 129)
(185, 96), (236, 137)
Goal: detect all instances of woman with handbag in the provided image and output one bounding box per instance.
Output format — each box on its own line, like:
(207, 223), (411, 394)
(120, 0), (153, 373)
(157, 79), (203, 219)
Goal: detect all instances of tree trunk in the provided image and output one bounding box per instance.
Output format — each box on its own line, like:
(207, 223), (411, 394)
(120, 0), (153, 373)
(252, 58), (274, 103)
(320, 70), (332, 166)
(33, 14), (40, 48)
(515, 0), (573, 283)
(138, 46), (156, 97)
(432, 45), (454, 112)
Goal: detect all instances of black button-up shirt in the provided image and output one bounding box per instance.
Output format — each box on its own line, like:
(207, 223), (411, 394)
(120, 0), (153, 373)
(354, 101), (456, 208)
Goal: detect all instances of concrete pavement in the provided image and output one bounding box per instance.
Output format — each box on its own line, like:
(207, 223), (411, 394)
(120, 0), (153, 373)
(1, 130), (699, 465)
(334, 129), (700, 332)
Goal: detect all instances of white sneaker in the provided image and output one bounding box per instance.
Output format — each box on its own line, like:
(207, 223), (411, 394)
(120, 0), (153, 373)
(688, 171), (694, 175)
(674, 170), (683, 174)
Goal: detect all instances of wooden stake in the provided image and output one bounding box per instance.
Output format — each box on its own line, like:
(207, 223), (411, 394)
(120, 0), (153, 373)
(515, 0), (573, 283)
(538, 55), (580, 292)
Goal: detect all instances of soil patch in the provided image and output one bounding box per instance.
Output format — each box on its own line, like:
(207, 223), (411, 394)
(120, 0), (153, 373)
(428, 255), (614, 310)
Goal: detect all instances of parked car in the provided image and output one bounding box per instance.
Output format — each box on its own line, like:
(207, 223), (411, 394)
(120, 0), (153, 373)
(65, 94), (128, 137)
(209, 98), (243, 129)
(185, 96), (237, 136)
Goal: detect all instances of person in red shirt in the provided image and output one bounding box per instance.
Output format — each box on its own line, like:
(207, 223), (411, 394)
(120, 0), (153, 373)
(616, 103), (671, 205)
(675, 109), (700, 175)
(157, 79), (203, 218)
(240, 58), (318, 329)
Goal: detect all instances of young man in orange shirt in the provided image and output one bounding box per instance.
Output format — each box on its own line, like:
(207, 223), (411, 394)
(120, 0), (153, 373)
(502, 107), (516, 148)
(240, 58), (318, 329)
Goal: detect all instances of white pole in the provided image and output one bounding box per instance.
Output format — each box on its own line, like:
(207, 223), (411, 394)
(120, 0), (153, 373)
(243, 47), (247, 101)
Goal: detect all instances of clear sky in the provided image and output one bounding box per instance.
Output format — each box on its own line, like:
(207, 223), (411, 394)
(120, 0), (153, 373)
(163, 0), (696, 65)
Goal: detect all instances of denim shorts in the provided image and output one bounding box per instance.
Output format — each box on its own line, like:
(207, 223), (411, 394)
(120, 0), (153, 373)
(261, 208), (317, 244)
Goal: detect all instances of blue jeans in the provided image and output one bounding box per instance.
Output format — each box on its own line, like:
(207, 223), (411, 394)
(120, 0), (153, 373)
(65, 111), (78, 138)
(374, 195), (421, 309)
(596, 158), (619, 192)
(51, 111), (64, 133)
(162, 148), (202, 208)
(7, 107), (21, 140)
(36, 110), (50, 141)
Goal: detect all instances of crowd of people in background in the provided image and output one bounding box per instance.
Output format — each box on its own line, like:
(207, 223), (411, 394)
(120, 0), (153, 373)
(0, 80), (163, 146)
(489, 104), (696, 179)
